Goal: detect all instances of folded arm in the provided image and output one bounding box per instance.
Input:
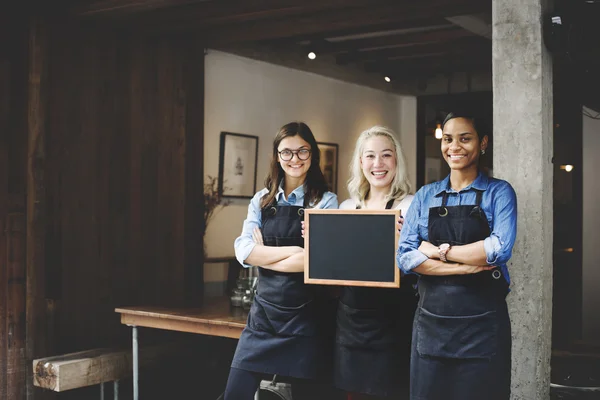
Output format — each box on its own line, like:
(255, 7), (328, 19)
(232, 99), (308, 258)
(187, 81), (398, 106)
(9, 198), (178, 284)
(419, 240), (488, 265)
(397, 191), (490, 275)
(245, 244), (304, 268)
(412, 258), (493, 275)
(245, 226), (304, 272)
(261, 252), (305, 273)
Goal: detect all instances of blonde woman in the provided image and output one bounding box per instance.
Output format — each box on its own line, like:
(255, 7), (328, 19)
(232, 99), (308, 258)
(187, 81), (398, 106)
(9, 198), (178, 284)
(334, 126), (417, 399)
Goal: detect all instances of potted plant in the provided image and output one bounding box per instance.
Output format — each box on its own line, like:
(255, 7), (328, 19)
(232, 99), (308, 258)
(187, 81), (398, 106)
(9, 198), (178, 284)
(203, 175), (231, 257)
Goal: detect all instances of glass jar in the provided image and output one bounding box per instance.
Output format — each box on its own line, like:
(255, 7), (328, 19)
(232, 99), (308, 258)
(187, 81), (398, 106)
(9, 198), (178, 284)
(242, 289), (254, 311)
(230, 287), (244, 308)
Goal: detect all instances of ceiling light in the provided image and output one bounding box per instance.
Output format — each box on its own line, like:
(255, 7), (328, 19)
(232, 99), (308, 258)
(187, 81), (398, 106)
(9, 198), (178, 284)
(384, 76), (391, 83)
(560, 164), (574, 172)
(435, 123), (443, 139)
(308, 52), (316, 60)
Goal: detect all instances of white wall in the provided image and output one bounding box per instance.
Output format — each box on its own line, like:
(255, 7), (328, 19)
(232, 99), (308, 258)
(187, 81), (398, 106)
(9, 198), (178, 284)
(204, 50), (416, 258)
(582, 106), (600, 343)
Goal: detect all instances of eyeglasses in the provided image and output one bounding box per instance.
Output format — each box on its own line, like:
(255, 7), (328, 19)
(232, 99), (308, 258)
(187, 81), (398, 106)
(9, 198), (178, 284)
(278, 148), (311, 161)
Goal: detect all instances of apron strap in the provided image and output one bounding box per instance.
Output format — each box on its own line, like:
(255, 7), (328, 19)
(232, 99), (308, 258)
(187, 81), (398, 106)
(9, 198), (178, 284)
(475, 189), (483, 206)
(441, 191), (449, 207)
(468, 189), (486, 220)
(385, 199), (395, 210)
(355, 198), (396, 210)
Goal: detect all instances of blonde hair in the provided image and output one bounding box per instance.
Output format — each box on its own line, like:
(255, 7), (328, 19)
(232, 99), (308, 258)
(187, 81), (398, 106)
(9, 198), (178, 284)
(347, 126), (411, 207)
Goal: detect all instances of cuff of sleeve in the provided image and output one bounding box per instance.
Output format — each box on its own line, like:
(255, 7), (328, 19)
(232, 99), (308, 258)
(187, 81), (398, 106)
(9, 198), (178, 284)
(484, 236), (501, 265)
(398, 250), (428, 274)
(236, 242), (257, 269)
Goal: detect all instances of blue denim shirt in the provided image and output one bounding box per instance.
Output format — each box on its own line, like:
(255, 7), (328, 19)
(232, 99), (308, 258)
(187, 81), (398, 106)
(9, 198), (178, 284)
(234, 185), (338, 268)
(396, 172), (517, 284)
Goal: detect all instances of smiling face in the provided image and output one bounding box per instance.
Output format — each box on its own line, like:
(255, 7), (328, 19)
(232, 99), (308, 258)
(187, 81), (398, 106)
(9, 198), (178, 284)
(441, 117), (488, 173)
(360, 135), (397, 190)
(277, 135), (312, 182)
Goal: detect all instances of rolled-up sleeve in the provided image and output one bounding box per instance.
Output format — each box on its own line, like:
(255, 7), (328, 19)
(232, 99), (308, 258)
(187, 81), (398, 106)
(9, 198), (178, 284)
(484, 182), (518, 266)
(396, 192), (428, 274)
(234, 191), (263, 268)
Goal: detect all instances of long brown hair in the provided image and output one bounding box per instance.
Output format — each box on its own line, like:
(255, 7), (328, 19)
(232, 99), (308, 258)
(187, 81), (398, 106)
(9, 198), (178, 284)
(260, 122), (328, 208)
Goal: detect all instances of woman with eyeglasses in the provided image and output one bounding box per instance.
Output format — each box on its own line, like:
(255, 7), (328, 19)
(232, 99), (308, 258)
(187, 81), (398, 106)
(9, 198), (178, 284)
(225, 122), (338, 400)
(397, 112), (517, 400)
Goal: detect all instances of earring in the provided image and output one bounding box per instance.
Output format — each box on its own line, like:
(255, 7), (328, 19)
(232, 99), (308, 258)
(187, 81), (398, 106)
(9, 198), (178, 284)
(481, 149), (486, 155)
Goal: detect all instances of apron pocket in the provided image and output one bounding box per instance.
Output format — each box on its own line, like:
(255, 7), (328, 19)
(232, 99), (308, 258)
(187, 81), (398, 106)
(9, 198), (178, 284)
(336, 302), (395, 349)
(249, 294), (317, 337)
(416, 307), (497, 360)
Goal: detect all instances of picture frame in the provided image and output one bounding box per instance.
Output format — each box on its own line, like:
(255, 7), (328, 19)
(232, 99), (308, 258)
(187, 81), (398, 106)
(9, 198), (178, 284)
(317, 142), (339, 193)
(218, 132), (259, 199)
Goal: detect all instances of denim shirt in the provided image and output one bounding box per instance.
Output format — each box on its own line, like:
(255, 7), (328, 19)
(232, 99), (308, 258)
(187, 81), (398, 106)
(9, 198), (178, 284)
(396, 172), (517, 284)
(234, 185), (338, 268)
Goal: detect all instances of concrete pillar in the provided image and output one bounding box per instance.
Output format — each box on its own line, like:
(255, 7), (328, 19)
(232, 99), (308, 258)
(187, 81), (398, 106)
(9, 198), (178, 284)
(492, 0), (553, 399)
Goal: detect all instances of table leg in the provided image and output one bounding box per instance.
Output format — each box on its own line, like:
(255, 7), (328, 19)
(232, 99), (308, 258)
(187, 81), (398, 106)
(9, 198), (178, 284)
(132, 325), (139, 400)
(113, 380), (119, 400)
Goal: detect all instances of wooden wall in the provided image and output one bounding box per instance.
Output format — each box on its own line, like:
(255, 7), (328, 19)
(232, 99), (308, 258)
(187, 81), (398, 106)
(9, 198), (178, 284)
(0, 15), (29, 400)
(43, 22), (205, 353)
(2, 16), (205, 400)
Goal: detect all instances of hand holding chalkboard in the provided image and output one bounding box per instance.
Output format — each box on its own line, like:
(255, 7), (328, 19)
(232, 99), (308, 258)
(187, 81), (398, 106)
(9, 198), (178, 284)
(304, 209), (400, 287)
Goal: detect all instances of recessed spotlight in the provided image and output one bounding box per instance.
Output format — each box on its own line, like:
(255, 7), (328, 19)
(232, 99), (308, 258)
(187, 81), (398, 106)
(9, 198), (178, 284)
(384, 76), (391, 83)
(308, 52), (316, 60)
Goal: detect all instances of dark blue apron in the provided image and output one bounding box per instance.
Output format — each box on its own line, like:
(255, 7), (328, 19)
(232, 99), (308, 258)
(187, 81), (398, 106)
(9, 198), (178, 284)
(333, 200), (418, 397)
(410, 190), (511, 400)
(231, 200), (327, 379)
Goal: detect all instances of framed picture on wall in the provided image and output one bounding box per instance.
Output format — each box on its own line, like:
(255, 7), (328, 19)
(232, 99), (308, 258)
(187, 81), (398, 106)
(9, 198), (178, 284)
(218, 132), (259, 199)
(318, 142), (339, 193)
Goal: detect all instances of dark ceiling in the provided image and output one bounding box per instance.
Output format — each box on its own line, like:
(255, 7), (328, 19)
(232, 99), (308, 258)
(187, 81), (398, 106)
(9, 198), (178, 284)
(10, 0), (600, 101)
(61, 0), (493, 95)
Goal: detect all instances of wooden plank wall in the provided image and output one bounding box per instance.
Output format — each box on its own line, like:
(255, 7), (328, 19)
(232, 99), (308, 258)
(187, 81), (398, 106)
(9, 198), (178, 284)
(43, 22), (205, 355)
(1, 17), (205, 400)
(0, 14), (30, 400)
(26, 18), (51, 400)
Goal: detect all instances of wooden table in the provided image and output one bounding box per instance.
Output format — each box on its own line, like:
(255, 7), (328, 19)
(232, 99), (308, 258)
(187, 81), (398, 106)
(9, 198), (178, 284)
(115, 297), (248, 400)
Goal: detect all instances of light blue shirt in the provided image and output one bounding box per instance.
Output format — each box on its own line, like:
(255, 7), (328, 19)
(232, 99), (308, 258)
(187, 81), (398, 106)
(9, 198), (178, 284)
(396, 172), (517, 284)
(234, 185), (338, 268)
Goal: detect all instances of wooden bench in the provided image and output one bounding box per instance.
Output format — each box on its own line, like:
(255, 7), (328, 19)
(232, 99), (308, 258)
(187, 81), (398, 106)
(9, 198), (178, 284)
(33, 348), (130, 399)
(33, 343), (181, 399)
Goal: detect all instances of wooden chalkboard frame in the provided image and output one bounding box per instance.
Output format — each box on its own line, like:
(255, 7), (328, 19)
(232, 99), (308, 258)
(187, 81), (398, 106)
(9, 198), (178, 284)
(304, 209), (401, 288)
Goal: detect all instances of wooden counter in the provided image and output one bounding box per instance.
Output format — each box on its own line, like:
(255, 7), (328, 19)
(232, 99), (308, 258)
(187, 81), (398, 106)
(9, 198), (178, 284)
(115, 297), (247, 339)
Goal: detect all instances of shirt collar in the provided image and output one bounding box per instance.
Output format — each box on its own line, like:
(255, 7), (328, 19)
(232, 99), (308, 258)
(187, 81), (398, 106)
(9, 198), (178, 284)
(275, 183), (306, 203)
(434, 171), (489, 196)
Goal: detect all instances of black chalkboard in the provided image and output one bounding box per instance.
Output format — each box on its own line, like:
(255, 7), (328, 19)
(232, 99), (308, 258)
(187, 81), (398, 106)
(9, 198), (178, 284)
(304, 209), (400, 287)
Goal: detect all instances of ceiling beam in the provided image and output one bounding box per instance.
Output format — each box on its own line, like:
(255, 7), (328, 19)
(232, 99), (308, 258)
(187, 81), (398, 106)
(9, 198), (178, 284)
(446, 13), (492, 39)
(365, 51), (491, 75)
(308, 26), (474, 55)
(335, 34), (485, 64)
(72, 0), (211, 16)
(296, 18), (451, 48)
(131, 0), (491, 44)
(78, 0), (395, 19)
(386, 63), (492, 85)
